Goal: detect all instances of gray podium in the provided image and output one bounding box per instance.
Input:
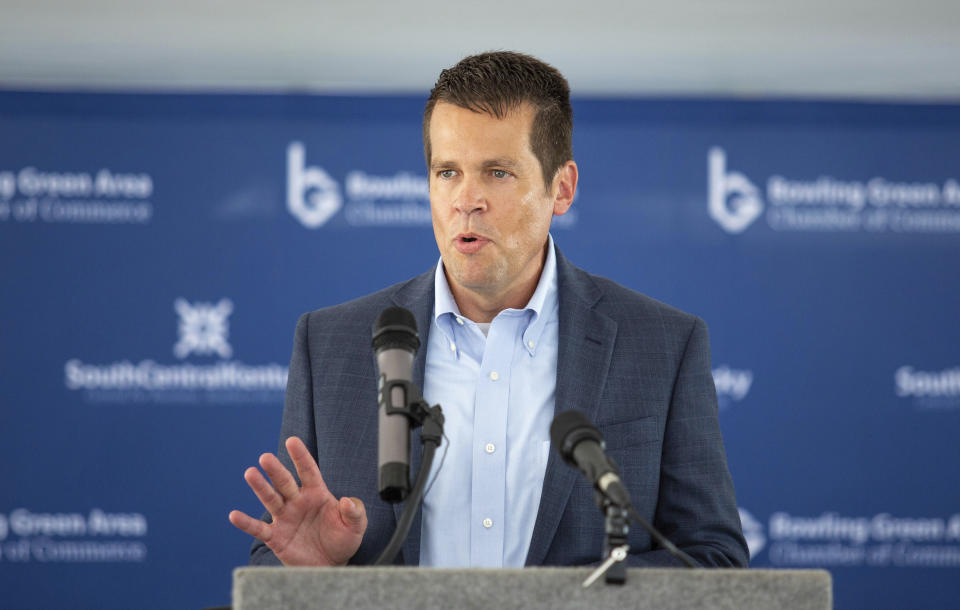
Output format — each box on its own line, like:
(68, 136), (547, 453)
(233, 567), (832, 610)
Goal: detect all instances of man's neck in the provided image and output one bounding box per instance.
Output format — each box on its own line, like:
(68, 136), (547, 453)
(447, 246), (548, 324)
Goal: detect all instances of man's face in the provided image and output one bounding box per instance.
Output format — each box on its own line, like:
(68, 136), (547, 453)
(428, 102), (574, 309)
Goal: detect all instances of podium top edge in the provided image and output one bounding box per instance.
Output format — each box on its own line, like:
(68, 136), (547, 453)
(233, 566), (832, 578)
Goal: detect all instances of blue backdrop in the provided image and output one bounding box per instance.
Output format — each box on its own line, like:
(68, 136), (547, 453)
(1, 91), (958, 609)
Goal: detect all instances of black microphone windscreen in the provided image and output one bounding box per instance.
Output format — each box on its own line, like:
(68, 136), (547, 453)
(372, 306), (420, 353)
(550, 410), (603, 461)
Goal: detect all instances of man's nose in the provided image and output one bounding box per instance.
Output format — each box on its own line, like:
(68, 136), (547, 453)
(453, 174), (488, 214)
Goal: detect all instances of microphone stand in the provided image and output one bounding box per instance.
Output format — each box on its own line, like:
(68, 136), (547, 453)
(582, 494), (630, 588)
(372, 380), (444, 566)
(601, 499), (630, 584)
(583, 492), (698, 587)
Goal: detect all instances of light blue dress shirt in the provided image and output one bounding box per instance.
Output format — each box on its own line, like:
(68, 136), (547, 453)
(419, 235), (560, 567)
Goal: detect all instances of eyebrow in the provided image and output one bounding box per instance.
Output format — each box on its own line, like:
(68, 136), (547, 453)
(482, 158), (521, 170)
(429, 158), (522, 171)
(429, 160), (457, 171)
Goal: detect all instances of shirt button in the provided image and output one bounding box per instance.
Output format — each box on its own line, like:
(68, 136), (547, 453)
(482, 518), (493, 529)
(456, 317), (465, 326)
(449, 342), (456, 351)
(527, 340), (535, 348)
(489, 371), (499, 381)
(485, 443), (496, 454)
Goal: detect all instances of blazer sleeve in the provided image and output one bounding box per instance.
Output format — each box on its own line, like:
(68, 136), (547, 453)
(632, 316), (749, 567)
(249, 312), (317, 566)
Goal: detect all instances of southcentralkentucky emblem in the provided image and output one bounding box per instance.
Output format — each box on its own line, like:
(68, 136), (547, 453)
(173, 298), (234, 359)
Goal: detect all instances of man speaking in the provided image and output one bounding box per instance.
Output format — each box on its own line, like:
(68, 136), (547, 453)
(229, 51), (748, 568)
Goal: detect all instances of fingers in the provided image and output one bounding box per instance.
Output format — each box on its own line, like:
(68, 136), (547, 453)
(228, 510), (271, 543)
(286, 436), (327, 491)
(259, 452), (300, 501)
(243, 466), (285, 515)
(240, 439), (330, 516)
(339, 497), (368, 534)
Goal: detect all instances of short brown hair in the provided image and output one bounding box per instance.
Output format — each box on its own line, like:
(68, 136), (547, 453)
(423, 51), (573, 189)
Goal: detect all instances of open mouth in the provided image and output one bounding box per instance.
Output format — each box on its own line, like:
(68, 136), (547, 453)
(454, 234), (486, 252)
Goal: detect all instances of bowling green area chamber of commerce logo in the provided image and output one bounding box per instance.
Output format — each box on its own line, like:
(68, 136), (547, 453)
(0, 508), (148, 564)
(0, 166), (153, 225)
(708, 147), (960, 235)
(740, 509), (960, 568)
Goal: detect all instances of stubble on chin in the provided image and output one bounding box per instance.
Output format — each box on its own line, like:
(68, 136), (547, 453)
(444, 252), (507, 296)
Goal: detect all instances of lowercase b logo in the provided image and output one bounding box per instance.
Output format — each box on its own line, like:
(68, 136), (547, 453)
(708, 147), (763, 234)
(287, 142), (342, 228)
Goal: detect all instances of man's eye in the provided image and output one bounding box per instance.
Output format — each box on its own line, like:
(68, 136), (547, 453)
(492, 170), (508, 179)
(438, 170), (457, 179)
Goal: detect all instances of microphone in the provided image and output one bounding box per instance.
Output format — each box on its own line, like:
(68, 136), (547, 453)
(550, 410), (632, 508)
(550, 410), (698, 568)
(372, 306), (421, 503)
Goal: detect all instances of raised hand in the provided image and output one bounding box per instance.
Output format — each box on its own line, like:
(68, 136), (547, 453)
(229, 436), (367, 566)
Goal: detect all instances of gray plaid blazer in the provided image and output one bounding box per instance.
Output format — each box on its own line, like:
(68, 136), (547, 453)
(250, 245), (748, 568)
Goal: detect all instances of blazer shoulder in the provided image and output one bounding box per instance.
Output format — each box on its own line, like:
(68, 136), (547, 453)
(565, 262), (703, 330)
(300, 268), (434, 332)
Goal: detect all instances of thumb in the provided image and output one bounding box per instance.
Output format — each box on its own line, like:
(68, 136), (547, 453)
(339, 497), (367, 531)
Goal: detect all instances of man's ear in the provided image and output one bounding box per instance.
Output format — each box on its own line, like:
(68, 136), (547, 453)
(552, 160), (578, 216)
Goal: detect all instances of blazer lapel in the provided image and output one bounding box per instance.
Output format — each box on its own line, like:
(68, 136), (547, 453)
(525, 249), (617, 566)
